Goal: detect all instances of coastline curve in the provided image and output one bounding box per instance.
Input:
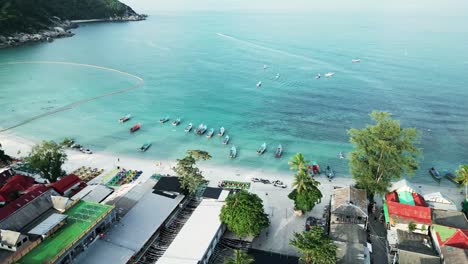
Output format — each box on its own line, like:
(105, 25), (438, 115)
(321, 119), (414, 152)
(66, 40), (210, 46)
(0, 61), (144, 133)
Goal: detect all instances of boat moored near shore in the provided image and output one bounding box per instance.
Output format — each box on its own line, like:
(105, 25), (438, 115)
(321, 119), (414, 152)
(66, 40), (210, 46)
(230, 146), (237, 158)
(119, 114), (131, 123)
(218, 127), (225, 136)
(275, 144), (283, 158)
(195, 124), (207, 135)
(257, 142), (267, 155)
(184, 123), (193, 133)
(130, 123), (141, 133)
(206, 128), (214, 138)
(159, 116), (170, 123)
(222, 135), (230, 145)
(172, 117), (181, 126)
(429, 167), (442, 181)
(139, 142), (152, 152)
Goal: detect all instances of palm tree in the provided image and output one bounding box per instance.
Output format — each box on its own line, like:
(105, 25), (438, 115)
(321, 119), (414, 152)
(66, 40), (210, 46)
(456, 164), (468, 199)
(289, 152), (310, 172)
(225, 249), (254, 264)
(290, 228), (337, 264)
(293, 170), (310, 193)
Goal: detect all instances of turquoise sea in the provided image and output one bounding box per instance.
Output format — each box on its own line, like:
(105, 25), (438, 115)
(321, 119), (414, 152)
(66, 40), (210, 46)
(1, 11), (468, 185)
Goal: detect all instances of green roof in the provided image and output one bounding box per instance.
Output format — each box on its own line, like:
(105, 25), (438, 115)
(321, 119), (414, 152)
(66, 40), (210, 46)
(433, 224), (457, 242)
(397, 191), (415, 206)
(383, 203), (389, 223)
(19, 201), (113, 264)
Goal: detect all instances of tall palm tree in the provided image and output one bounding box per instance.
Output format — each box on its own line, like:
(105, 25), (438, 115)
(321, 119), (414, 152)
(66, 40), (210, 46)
(225, 249), (254, 264)
(289, 152), (310, 172)
(456, 164), (468, 199)
(293, 170), (310, 193)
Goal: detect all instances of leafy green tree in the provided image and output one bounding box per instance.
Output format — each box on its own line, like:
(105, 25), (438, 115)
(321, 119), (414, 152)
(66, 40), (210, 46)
(173, 150), (211, 194)
(456, 165), (468, 199)
(348, 111), (420, 196)
(224, 249), (254, 264)
(25, 140), (67, 182)
(408, 221), (416, 232)
(0, 148), (12, 164)
(288, 175), (322, 212)
(60, 137), (74, 147)
(187, 150), (212, 161)
(290, 227), (337, 264)
(220, 190), (269, 238)
(288, 152), (310, 172)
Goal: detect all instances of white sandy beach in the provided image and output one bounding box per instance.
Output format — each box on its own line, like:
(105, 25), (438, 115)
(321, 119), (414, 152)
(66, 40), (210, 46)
(0, 132), (465, 255)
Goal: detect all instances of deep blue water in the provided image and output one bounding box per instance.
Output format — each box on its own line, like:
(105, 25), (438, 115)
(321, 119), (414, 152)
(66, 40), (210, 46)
(1, 12), (467, 185)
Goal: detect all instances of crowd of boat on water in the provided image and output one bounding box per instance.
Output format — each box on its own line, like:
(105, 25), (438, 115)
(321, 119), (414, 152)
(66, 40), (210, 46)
(118, 114), (284, 160)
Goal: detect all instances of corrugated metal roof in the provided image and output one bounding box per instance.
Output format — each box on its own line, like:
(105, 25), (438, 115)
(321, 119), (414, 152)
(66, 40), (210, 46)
(28, 213), (67, 236)
(0, 185), (49, 221)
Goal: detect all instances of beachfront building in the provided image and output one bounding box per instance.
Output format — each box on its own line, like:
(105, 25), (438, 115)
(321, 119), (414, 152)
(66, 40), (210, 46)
(384, 179), (432, 247)
(393, 230), (440, 264)
(76, 176), (187, 264)
(429, 210), (468, 263)
(49, 174), (86, 197)
(330, 186), (368, 228)
(330, 224), (370, 264)
(71, 184), (114, 203)
(157, 198), (226, 264)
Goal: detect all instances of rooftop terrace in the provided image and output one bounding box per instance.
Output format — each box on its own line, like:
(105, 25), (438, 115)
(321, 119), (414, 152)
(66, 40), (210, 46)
(18, 200), (113, 264)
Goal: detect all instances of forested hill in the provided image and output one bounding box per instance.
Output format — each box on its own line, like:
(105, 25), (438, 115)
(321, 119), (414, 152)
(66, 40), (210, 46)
(0, 0), (144, 34)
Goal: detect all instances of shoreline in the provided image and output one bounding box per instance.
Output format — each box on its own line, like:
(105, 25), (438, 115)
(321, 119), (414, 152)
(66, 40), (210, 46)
(0, 131), (465, 210)
(0, 15), (146, 50)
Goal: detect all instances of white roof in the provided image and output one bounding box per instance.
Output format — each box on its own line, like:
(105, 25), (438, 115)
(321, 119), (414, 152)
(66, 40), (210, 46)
(76, 239), (135, 264)
(28, 213), (68, 236)
(389, 179), (420, 194)
(104, 192), (184, 252)
(424, 192), (457, 211)
(71, 184), (113, 203)
(157, 200), (224, 264)
(217, 190), (230, 202)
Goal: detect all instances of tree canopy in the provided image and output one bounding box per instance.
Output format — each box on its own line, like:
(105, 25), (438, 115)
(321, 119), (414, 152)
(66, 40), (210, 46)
(348, 111), (420, 196)
(290, 227), (337, 264)
(224, 249), (254, 264)
(456, 164), (468, 199)
(173, 150), (211, 194)
(220, 190), (269, 238)
(288, 152), (310, 172)
(288, 172), (322, 212)
(25, 140), (67, 182)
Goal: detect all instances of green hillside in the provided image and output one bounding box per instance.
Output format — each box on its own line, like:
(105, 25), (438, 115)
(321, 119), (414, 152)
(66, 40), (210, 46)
(0, 0), (141, 34)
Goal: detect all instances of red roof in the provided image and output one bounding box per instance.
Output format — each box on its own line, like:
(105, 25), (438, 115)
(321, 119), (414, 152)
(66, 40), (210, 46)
(386, 191), (399, 203)
(412, 192), (428, 207)
(436, 228), (468, 249)
(0, 185), (48, 221)
(0, 169), (14, 187)
(387, 200), (432, 224)
(50, 175), (82, 195)
(0, 175), (35, 202)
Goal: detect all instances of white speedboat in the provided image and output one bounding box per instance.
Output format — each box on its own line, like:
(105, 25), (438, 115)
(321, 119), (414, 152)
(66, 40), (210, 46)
(257, 81), (262, 87)
(352, 59), (361, 63)
(315, 74), (321, 79)
(119, 114), (131, 123)
(218, 127), (225, 136)
(230, 146), (237, 159)
(325, 72), (335, 77)
(222, 135), (230, 145)
(275, 73), (280, 79)
(184, 123), (193, 133)
(263, 64), (268, 70)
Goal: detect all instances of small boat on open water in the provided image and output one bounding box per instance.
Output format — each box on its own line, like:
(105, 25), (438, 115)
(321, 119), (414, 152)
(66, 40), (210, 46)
(160, 116), (170, 123)
(257, 142), (267, 155)
(218, 127), (225, 136)
(130, 123), (141, 133)
(139, 142), (152, 152)
(222, 135), (230, 145)
(172, 117), (181, 126)
(230, 146), (237, 159)
(206, 128), (215, 138)
(315, 74), (321, 79)
(352, 59), (361, 63)
(257, 81), (262, 88)
(275, 73), (280, 79)
(184, 123), (193, 133)
(119, 114), (131, 123)
(275, 144), (283, 158)
(429, 167), (443, 181)
(324, 72), (335, 77)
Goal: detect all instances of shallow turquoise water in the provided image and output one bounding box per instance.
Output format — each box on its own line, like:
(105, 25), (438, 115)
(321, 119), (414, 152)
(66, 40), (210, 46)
(1, 12), (468, 185)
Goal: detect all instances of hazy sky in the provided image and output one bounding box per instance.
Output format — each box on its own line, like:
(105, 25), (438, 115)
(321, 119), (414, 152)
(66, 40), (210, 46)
(123, 0), (468, 14)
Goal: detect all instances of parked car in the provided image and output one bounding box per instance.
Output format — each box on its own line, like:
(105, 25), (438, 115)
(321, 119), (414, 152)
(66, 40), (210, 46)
(273, 180), (287, 188)
(82, 149), (93, 154)
(251, 178), (261, 182)
(260, 179), (271, 184)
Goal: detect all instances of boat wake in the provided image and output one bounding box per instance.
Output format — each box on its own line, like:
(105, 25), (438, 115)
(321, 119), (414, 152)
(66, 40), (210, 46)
(216, 33), (333, 67)
(0, 61), (144, 133)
